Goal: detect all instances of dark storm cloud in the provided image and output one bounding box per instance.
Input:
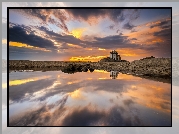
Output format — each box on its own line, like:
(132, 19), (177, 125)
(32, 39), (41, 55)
(11, 9), (69, 33)
(9, 24), (57, 49)
(37, 26), (83, 46)
(87, 35), (143, 49)
(19, 9), (52, 22)
(123, 22), (135, 30)
(66, 9), (140, 24)
(150, 19), (171, 29)
(9, 46), (48, 54)
(37, 25), (163, 51)
(88, 35), (127, 48)
(37, 24), (171, 54)
(145, 28), (171, 58)
(11, 9), (141, 36)
(153, 28), (171, 40)
(66, 9), (108, 21)
(11, 22), (170, 53)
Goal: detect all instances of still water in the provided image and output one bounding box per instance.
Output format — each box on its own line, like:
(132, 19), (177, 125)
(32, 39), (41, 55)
(9, 70), (171, 126)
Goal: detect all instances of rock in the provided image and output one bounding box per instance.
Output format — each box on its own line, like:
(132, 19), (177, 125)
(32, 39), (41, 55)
(89, 68), (94, 72)
(82, 66), (88, 72)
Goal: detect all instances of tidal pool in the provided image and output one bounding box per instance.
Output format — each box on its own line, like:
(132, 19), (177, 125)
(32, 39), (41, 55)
(8, 70), (171, 126)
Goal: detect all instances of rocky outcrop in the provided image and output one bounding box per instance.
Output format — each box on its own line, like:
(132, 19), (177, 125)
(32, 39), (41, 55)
(129, 58), (171, 77)
(9, 58), (171, 82)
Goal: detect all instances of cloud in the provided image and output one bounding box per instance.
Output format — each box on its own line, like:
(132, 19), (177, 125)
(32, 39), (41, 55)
(11, 9), (70, 33)
(153, 28), (171, 39)
(69, 9), (101, 22)
(131, 38), (137, 40)
(37, 25), (83, 46)
(116, 29), (120, 33)
(123, 22), (135, 30)
(123, 99), (134, 106)
(9, 24), (57, 50)
(9, 18), (171, 60)
(37, 25), (144, 51)
(108, 24), (115, 30)
(36, 25), (167, 53)
(66, 9), (140, 24)
(66, 9), (108, 21)
(150, 19), (171, 29)
(131, 29), (137, 33)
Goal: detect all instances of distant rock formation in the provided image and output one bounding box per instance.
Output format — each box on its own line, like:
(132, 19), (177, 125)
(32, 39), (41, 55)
(140, 56), (155, 60)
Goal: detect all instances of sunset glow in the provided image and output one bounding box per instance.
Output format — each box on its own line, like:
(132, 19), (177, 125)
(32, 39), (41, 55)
(70, 55), (107, 62)
(9, 8), (171, 61)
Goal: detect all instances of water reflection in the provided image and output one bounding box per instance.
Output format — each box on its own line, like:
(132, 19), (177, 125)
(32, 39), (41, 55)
(110, 71), (119, 79)
(9, 70), (171, 126)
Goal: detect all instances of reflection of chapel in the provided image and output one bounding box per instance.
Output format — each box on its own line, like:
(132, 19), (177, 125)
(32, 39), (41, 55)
(110, 71), (119, 79)
(110, 50), (121, 61)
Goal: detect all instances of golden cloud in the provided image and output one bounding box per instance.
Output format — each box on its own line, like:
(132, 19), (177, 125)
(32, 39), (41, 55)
(9, 41), (51, 52)
(70, 28), (86, 39)
(68, 43), (82, 48)
(69, 55), (107, 62)
(98, 48), (106, 51)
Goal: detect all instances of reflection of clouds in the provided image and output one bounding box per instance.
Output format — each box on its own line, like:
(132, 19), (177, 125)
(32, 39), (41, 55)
(85, 79), (137, 93)
(68, 89), (85, 100)
(9, 95), (69, 126)
(9, 76), (51, 86)
(9, 70), (171, 126)
(123, 80), (171, 113)
(9, 78), (56, 102)
(123, 99), (134, 106)
(9, 103), (144, 126)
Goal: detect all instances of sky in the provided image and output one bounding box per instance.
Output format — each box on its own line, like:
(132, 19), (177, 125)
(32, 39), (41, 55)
(8, 8), (171, 61)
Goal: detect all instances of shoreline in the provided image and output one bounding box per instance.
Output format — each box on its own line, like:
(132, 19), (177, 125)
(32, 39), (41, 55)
(9, 58), (171, 83)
